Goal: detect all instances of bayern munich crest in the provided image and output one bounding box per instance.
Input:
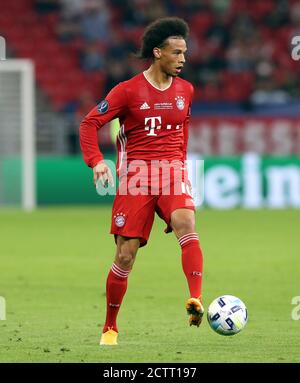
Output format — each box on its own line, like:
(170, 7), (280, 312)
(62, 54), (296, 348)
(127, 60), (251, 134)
(175, 96), (185, 110)
(114, 212), (126, 227)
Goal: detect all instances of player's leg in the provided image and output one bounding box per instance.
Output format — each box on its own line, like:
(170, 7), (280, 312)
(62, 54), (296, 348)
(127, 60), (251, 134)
(101, 190), (157, 345)
(100, 235), (140, 345)
(170, 208), (204, 327)
(171, 208), (203, 298)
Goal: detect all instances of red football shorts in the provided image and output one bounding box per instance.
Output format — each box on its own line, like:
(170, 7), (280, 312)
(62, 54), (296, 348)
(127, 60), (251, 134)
(110, 161), (195, 247)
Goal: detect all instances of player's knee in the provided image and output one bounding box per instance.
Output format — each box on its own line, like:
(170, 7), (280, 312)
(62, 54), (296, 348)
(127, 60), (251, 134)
(115, 236), (139, 268)
(116, 249), (136, 269)
(173, 216), (195, 238)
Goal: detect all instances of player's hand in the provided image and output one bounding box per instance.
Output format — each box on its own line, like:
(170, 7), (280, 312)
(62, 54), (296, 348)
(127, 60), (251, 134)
(93, 161), (114, 188)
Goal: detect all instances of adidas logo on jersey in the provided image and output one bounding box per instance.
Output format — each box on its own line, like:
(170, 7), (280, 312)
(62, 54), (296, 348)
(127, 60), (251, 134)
(140, 102), (150, 110)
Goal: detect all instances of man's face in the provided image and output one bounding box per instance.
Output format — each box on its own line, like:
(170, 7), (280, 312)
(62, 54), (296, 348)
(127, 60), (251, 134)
(157, 37), (187, 77)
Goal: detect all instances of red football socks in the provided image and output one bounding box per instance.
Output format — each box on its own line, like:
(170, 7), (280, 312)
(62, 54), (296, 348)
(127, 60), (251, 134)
(179, 233), (203, 299)
(103, 263), (131, 333)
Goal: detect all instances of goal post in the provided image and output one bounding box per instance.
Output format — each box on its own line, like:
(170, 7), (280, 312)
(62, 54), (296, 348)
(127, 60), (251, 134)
(0, 59), (36, 210)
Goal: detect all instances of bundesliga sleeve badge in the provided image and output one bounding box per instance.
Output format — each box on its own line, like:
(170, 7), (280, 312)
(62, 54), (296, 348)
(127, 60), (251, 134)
(97, 100), (109, 114)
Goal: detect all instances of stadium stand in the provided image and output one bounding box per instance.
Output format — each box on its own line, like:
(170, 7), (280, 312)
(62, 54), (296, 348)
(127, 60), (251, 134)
(1, 0), (300, 107)
(0, 0), (300, 153)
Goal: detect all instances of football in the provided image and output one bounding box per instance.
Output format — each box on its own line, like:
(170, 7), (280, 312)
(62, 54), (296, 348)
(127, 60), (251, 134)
(207, 295), (248, 336)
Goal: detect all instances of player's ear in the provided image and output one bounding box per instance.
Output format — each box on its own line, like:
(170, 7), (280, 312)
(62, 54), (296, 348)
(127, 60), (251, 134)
(153, 47), (161, 59)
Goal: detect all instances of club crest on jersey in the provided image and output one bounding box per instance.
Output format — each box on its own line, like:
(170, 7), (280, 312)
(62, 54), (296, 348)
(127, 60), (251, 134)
(97, 100), (109, 114)
(114, 212), (126, 227)
(175, 96), (185, 110)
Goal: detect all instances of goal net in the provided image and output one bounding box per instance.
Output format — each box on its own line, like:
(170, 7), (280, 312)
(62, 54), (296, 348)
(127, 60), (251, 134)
(0, 59), (36, 210)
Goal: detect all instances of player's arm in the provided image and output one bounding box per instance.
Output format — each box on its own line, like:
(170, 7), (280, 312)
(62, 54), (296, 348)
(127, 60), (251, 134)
(79, 83), (127, 185)
(183, 84), (194, 162)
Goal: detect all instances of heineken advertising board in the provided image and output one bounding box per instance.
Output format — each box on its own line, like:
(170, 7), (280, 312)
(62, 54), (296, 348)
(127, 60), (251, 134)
(188, 154), (300, 209)
(2, 155), (300, 208)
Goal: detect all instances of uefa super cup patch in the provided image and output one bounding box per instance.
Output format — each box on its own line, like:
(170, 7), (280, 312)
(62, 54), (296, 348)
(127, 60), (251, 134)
(175, 96), (185, 110)
(114, 212), (126, 227)
(97, 100), (109, 113)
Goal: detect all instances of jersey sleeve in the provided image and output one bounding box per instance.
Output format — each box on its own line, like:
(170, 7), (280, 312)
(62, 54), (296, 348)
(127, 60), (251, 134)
(79, 82), (127, 168)
(183, 84), (194, 162)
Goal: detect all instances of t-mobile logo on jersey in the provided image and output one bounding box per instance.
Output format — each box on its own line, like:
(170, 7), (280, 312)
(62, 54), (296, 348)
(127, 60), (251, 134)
(144, 116), (161, 136)
(144, 116), (183, 136)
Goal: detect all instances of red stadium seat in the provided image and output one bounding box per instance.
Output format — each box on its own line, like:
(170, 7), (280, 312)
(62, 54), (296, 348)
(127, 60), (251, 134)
(190, 12), (214, 36)
(1, 0), (297, 108)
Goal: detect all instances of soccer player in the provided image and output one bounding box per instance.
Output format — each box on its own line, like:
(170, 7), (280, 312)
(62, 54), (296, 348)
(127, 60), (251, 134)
(80, 17), (204, 346)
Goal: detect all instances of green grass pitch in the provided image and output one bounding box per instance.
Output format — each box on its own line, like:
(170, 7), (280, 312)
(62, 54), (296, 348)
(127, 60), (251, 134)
(0, 207), (299, 362)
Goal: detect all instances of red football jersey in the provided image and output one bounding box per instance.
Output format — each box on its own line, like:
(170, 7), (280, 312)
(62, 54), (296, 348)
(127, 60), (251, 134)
(80, 72), (194, 170)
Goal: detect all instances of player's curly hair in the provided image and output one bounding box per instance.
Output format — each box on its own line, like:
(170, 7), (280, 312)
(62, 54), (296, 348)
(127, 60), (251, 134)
(137, 17), (189, 59)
